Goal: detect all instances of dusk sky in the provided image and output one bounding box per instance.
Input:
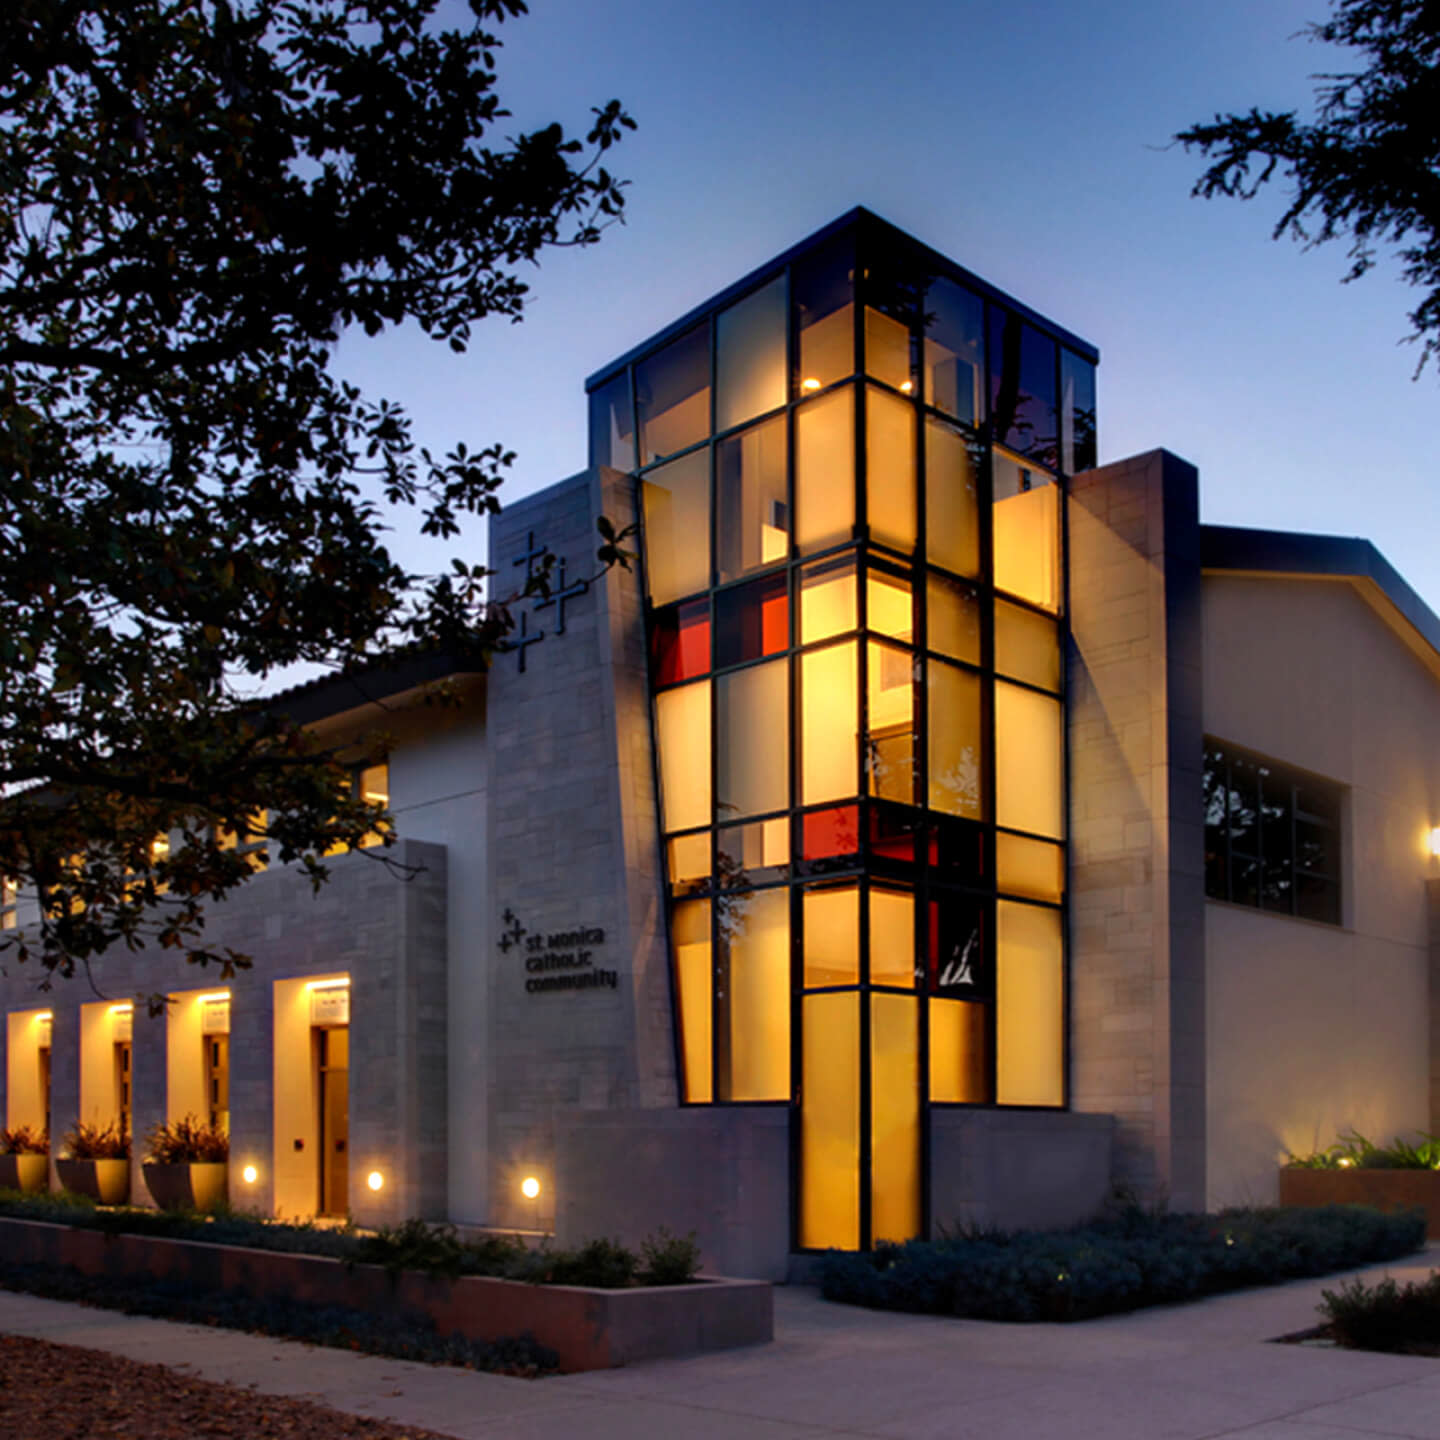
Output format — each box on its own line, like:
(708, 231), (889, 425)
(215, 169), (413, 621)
(333, 0), (1440, 613)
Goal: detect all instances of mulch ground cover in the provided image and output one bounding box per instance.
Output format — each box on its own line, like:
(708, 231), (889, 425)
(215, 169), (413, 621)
(0, 1332), (460, 1440)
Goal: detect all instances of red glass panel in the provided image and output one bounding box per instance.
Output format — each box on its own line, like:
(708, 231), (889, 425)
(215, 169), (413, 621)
(868, 805), (917, 866)
(651, 598), (710, 686)
(802, 804), (860, 862)
(762, 589), (789, 655)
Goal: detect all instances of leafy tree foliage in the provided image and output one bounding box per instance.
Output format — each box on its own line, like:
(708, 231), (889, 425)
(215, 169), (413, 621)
(0, 0), (634, 986)
(1177, 0), (1440, 373)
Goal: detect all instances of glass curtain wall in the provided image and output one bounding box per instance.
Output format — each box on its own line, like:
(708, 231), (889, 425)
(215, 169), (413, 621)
(601, 215), (1095, 1252)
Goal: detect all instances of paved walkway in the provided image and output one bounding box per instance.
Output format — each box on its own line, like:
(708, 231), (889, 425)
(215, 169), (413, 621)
(7, 1253), (1440, 1438)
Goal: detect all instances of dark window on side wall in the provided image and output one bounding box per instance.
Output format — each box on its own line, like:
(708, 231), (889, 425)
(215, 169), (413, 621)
(1203, 740), (1341, 925)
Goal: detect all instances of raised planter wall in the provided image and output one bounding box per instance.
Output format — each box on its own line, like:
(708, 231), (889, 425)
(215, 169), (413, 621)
(1278, 1168), (1440, 1237)
(0, 1217), (772, 1372)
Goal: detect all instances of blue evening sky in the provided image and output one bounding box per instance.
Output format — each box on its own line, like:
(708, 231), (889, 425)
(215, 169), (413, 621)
(332, 0), (1439, 613)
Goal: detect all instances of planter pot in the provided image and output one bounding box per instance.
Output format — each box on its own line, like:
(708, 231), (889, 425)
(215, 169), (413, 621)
(0, 1154), (49, 1193)
(144, 1161), (228, 1213)
(1279, 1167), (1440, 1237)
(56, 1157), (130, 1205)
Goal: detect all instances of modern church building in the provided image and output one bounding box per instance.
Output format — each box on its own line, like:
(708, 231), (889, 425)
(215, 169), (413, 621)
(5, 208), (1440, 1278)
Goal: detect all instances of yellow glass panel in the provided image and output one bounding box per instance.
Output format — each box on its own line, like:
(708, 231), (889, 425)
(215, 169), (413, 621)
(866, 641), (914, 803)
(996, 900), (1063, 1106)
(864, 307), (911, 391)
(796, 387), (855, 553)
(717, 887), (789, 1101)
(799, 305), (854, 393)
(995, 681), (1063, 840)
(803, 885), (859, 987)
(929, 999), (988, 1102)
(866, 568), (912, 641)
(926, 572), (980, 665)
(866, 386), (916, 553)
(673, 899), (713, 1103)
(927, 661), (984, 820)
(996, 832), (1065, 904)
(992, 449), (1059, 612)
(995, 600), (1061, 693)
(716, 276), (786, 432)
(801, 642), (858, 805)
(800, 555), (857, 643)
(642, 449), (711, 605)
(870, 993), (921, 1244)
(800, 991), (859, 1250)
(925, 417), (980, 577)
(667, 832), (710, 894)
(656, 680), (711, 833)
(868, 887), (914, 988)
(716, 659), (788, 821)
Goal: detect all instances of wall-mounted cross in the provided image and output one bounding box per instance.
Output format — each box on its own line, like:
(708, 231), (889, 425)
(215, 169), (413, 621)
(511, 529), (551, 584)
(532, 558), (590, 635)
(503, 610), (545, 672)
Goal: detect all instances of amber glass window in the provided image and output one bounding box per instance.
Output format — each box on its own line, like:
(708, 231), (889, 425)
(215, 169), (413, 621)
(996, 900), (1063, 1106)
(927, 659), (983, 820)
(637, 323), (710, 465)
(795, 386), (855, 553)
(926, 573), (980, 665)
(870, 992), (920, 1243)
(588, 370), (635, 472)
(866, 567), (912, 642)
(922, 277), (984, 426)
(800, 991), (859, 1249)
(929, 999), (988, 1102)
(717, 415), (788, 582)
(667, 831), (711, 896)
(717, 818), (788, 888)
(716, 276), (787, 432)
(995, 600), (1060, 693)
(989, 311), (1057, 468)
(866, 385), (917, 553)
(995, 681), (1063, 840)
(925, 417), (980, 578)
(642, 449), (710, 606)
(673, 899), (713, 1102)
(801, 641), (859, 805)
(996, 832), (1064, 904)
(869, 885), (915, 987)
(800, 555), (857, 643)
(716, 887), (789, 1100)
(992, 449), (1059, 612)
(804, 884), (860, 986)
(866, 640), (915, 804)
(655, 680), (710, 833)
(793, 231), (855, 396)
(716, 659), (788, 821)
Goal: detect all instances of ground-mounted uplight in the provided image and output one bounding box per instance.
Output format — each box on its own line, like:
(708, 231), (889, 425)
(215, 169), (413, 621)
(1338, 1156), (1355, 1168)
(242, 1165), (258, 1185)
(367, 1170), (384, 1193)
(521, 1176), (541, 1201)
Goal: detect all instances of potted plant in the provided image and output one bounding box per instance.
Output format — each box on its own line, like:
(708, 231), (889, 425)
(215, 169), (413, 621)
(1280, 1129), (1440, 1236)
(0, 1126), (49, 1193)
(143, 1114), (229, 1212)
(56, 1121), (130, 1203)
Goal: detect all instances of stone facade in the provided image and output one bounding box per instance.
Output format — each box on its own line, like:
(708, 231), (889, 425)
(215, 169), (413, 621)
(1068, 449), (1207, 1211)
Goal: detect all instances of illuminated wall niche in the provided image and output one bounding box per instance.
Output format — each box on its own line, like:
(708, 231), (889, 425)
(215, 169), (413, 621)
(591, 211), (1096, 1251)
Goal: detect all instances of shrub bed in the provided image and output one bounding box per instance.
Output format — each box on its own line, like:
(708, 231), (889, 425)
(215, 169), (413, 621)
(0, 1190), (700, 1287)
(0, 1257), (558, 1376)
(1320, 1271), (1440, 1355)
(820, 1205), (1426, 1323)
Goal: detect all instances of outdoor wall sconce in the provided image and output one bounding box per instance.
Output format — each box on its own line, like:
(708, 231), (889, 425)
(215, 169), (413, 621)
(242, 1165), (258, 1185)
(1429, 826), (1440, 859)
(367, 1170), (384, 1192)
(521, 1175), (541, 1200)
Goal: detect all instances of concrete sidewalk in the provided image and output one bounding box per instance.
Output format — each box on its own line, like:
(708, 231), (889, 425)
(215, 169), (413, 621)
(7, 1253), (1440, 1438)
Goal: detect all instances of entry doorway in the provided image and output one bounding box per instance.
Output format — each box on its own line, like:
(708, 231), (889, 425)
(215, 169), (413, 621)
(316, 1026), (349, 1216)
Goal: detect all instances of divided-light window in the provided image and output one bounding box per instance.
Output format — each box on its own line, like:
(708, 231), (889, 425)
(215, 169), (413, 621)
(1203, 740), (1341, 925)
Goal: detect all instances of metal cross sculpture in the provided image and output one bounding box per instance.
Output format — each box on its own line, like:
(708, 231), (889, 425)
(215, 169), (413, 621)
(503, 610), (544, 673)
(532, 557), (590, 636)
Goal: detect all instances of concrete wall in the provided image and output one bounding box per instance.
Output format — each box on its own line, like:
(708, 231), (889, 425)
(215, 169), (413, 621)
(930, 1109), (1115, 1233)
(554, 1107), (789, 1280)
(1067, 449), (1207, 1211)
(484, 468), (677, 1234)
(1203, 574), (1440, 1206)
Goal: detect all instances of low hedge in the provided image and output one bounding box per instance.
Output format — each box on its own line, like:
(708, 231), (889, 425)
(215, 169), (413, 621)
(0, 1189), (700, 1287)
(1321, 1270), (1440, 1354)
(820, 1204), (1425, 1323)
(0, 1258), (559, 1376)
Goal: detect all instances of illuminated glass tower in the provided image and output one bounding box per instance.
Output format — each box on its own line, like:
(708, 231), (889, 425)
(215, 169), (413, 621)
(586, 209), (1097, 1250)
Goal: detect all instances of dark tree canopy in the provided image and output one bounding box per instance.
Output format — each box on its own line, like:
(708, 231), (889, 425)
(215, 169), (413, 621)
(0, 0), (633, 986)
(1177, 0), (1440, 373)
